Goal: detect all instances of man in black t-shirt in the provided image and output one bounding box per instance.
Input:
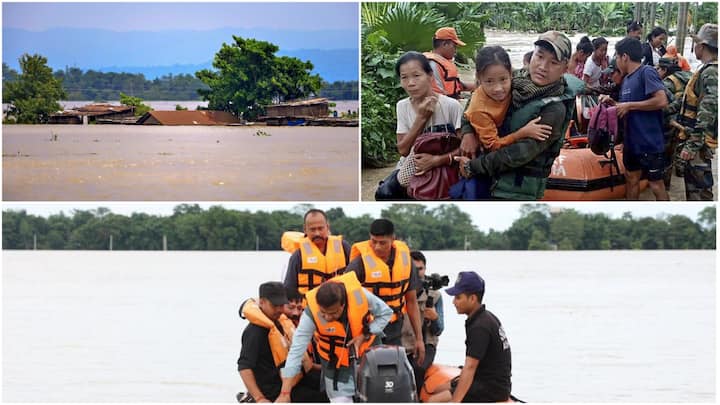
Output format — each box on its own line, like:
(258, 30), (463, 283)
(428, 271), (512, 403)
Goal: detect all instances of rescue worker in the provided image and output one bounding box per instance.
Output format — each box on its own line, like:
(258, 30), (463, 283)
(424, 27), (476, 99)
(655, 57), (692, 187)
(283, 209), (351, 296)
(346, 218), (425, 365)
(237, 282), (325, 402)
(277, 272), (393, 402)
(457, 31), (585, 200)
(677, 23), (718, 200)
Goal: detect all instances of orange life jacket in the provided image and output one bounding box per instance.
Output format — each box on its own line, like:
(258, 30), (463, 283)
(350, 240), (411, 322)
(305, 272), (375, 369)
(296, 235), (347, 295)
(424, 52), (464, 98)
(240, 298), (297, 367)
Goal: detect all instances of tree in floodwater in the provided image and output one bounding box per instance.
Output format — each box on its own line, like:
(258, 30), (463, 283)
(196, 36), (322, 120)
(3, 54), (65, 124)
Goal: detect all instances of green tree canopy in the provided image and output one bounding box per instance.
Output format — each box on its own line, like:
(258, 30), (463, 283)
(196, 36), (322, 120)
(4, 54), (65, 123)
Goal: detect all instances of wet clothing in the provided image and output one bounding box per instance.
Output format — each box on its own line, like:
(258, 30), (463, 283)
(583, 56), (608, 88)
(619, 65), (666, 156)
(283, 238), (351, 293)
(455, 305), (512, 403)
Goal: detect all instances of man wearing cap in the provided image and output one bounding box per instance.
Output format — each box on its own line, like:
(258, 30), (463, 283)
(427, 271), (512, 402)
(424, 27), (476, 99)
(458, 31), (585, 200)
(600, 37), (669, 200)
(346, 218), (425, 364)
(283, 209), (351, 296)
(237, 282), (326, 402)
(677, 23), (718, 200)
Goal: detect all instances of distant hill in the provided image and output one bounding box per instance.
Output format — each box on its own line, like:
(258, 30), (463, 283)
(96, 49), (357, 82)
(3, 27), (358, 82)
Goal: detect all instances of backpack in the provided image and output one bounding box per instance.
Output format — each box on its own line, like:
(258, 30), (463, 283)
(587, 103), (618, 155)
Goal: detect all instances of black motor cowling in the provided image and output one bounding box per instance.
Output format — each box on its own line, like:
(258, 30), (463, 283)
(354, 345), (418, 402)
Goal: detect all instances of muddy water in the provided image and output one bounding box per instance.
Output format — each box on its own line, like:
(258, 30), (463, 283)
(3, 125), (358, 201)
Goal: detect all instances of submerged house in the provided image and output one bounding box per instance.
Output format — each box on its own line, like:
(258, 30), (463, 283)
(263, 98), (329, 118)
(48, 104), (135, 124)
(136, 110), (243, 125)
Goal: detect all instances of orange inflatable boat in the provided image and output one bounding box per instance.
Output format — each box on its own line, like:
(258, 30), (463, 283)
(542, 116), (648, 200)
(420, 364), (518, 403)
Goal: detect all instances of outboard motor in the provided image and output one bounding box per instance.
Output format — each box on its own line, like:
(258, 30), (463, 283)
(354, 345), (418, 402)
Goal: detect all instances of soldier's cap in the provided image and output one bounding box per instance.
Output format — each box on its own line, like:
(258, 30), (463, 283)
(445, 271), (485, 296)
(602, 58), (619, 75)
(657, 57), (680, 69)
(534, 30), (572, 62)
(434, 27), (466, 46)
(692, 23), (718, 49)
(259, 281), (288, 306)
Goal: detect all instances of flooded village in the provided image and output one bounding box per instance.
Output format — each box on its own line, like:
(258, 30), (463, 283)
(3, 98), (359, 201)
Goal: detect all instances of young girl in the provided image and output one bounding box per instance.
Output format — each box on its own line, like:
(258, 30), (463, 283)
(394, 51), (463, 193)
(454, 46), (551, 198)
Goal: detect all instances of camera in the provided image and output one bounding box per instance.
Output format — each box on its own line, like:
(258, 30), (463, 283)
(422, 273), (449, 291)
(422, 273), (449, 308)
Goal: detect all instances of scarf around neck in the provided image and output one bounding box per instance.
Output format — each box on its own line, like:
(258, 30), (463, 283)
(511, 68), (566, 109)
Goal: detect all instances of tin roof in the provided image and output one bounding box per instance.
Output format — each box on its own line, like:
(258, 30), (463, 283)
(136, 110), (243, 125)
(267, 98), (329, 107)
(51, 103), (134, 117)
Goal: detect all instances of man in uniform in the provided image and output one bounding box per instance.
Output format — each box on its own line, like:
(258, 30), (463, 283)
(677, 23), (718, 200)
(424, 27), (476, 99)
(456, 31), (584, 200)
(346, 219), (425, 365)
(283, 209), (351, 296)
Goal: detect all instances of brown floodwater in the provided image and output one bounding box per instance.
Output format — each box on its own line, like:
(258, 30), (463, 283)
(3, 125), (358, 201)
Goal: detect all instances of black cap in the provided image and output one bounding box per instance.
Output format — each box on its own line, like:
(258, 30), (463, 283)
(259, 281), (288, 306)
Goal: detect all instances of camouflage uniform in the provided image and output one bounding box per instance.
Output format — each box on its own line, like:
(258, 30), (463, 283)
(678, 24), (718, 200)
(657, 58), (692, 186)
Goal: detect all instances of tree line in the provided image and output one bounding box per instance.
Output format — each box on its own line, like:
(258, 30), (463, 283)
(3, 204), (715, 251)
(3, 63), (358, 103)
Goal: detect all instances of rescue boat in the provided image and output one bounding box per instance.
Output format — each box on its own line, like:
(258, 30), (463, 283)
(542, 118), (648, 201)
(419, 364), (518, 403)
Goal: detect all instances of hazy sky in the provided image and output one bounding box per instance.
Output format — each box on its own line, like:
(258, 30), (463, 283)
(3, 202), (713, 233)
(2, 2), (358, 31)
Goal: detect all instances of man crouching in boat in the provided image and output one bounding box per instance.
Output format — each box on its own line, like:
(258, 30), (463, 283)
(428, 272), (512, 403)
(237, 282), (326, 402)
(276, 272), (393, 403)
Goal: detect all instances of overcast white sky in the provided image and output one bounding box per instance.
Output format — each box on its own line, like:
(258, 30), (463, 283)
(2, 202), (713, 232)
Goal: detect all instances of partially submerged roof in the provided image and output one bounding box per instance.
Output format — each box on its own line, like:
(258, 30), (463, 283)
(136, 110), (243, 125)
(268, 98), (329, 107)
(51, 103), (134, 117)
